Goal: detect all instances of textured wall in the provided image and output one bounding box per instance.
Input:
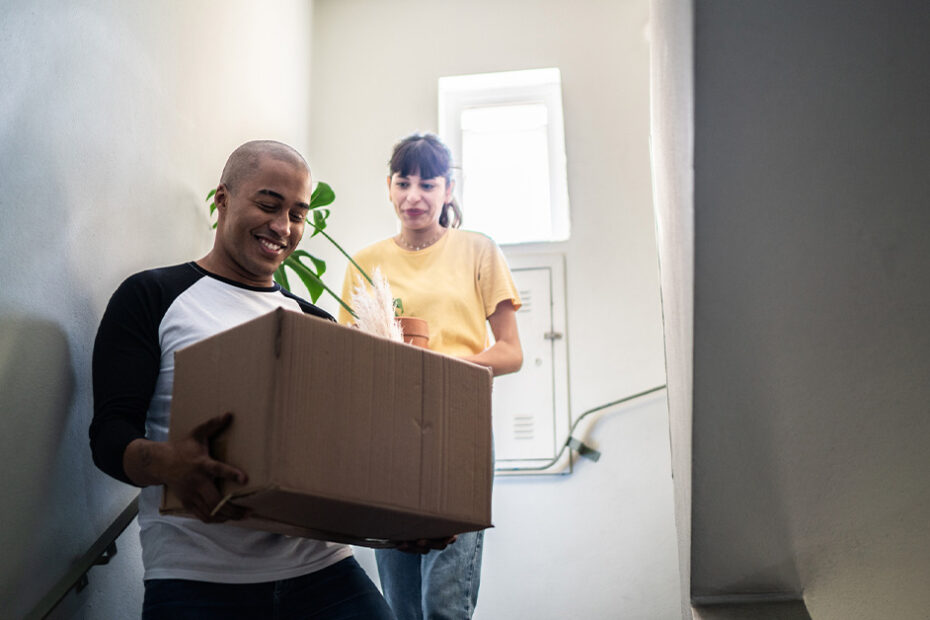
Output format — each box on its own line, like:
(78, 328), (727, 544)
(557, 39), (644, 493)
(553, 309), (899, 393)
(0, 1), (313, 616)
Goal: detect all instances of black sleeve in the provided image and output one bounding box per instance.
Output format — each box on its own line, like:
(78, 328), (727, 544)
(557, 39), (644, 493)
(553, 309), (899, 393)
(280, 287), (337, 322)
(89, 273), (164, 485)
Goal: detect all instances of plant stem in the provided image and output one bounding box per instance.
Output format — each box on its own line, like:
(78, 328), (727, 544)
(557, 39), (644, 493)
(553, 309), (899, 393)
(287, 256), (358, 319)
(319, 280), (357, 318)
(306, 223), (375, 287)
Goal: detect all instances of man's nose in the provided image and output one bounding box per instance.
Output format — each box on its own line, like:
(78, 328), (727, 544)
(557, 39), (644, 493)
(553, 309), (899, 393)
(269, 211), (290, 237)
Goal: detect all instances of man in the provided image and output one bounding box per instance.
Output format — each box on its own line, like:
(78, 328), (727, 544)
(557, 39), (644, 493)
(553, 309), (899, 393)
(89, 140), (395, 618)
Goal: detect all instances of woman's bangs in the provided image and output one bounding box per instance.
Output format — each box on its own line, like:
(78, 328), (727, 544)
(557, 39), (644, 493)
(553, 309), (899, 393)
(394, 140), (449, 180)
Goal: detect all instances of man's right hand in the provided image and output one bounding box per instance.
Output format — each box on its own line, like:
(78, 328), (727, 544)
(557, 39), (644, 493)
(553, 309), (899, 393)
(123, 412), (249, 523)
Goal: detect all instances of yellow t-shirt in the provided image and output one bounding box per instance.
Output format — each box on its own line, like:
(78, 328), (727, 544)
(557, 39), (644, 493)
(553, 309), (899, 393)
(339, 229), (521, 357)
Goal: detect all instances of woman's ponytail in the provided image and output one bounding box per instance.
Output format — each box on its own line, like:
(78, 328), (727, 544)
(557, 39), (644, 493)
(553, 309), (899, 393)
(440, 197), (463, 228)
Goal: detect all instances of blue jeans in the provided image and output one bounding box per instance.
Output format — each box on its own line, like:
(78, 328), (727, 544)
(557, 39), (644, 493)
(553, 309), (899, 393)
(142, 557), (394, 619)
(375, 530), (483, 620)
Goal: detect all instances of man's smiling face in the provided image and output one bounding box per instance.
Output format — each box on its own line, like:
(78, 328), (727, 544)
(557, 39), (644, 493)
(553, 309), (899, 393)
(212, 154), (311, 287)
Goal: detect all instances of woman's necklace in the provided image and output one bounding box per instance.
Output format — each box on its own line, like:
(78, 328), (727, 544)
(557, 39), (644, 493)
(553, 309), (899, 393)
(398, 228), (446, 251)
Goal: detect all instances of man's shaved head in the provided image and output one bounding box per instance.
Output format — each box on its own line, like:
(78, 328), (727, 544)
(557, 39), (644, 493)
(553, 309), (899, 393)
(220, 140), (310, 193)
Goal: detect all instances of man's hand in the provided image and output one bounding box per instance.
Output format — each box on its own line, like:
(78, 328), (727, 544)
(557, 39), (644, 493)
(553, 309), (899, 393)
(396, 535), (458, 554)
(124, 412), (249, 523)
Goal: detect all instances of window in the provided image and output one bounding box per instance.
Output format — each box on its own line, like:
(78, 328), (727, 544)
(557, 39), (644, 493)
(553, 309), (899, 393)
(439, 68), (570, 244)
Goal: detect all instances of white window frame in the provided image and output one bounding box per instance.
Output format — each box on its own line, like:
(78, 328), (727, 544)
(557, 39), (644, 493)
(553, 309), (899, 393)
(439, 68), (571, 244)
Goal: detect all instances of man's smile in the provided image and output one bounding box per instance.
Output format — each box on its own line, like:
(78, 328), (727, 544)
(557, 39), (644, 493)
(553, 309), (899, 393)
(256, 235), (287, 255)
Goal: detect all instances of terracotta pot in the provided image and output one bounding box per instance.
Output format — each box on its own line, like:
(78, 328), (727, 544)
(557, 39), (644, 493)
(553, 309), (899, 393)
(397, 316), (429, 348)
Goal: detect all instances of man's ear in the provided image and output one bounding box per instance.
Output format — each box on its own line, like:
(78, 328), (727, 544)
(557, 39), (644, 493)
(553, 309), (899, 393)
(214, 184), (229, 216)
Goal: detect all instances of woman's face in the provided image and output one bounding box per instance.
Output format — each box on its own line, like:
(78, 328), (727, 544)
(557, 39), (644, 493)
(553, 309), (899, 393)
(388, 171), (452, 232)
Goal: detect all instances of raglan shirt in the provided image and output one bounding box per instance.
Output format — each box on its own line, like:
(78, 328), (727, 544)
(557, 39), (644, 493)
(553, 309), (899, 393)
(90, 262), (352, 583)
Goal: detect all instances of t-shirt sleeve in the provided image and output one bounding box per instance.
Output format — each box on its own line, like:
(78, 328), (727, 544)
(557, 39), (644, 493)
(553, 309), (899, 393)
(477, 238), (522, 317)
(89, 274), (163, 485)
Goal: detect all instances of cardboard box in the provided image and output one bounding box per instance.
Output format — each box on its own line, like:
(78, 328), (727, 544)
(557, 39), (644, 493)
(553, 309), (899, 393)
(160, 308), (493, 547)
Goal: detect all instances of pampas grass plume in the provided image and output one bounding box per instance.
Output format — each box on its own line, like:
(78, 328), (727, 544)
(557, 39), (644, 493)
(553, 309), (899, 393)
(350, 267), (403, 342)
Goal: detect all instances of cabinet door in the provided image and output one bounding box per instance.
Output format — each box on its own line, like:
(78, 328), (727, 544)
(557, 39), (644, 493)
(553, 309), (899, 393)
(493, 255), (570, 474)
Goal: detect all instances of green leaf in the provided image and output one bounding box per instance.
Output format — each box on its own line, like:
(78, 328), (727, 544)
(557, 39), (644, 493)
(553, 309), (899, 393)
(309, 254), (326, 277)
(286, 258), (356, 317)
(207, 189), (218, 228)
(310, 182), (335, 209)
(290, 250), (327, 279)
(309, 209), (329, 237)
(286, 257), (325, 302)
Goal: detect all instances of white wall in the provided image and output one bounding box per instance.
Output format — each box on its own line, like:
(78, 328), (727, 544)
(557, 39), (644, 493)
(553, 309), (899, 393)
(0, 1), (314, 616)
(648, 0), (694, 617)
(309, 1), (680, 617)
(687, 1), (930, 618)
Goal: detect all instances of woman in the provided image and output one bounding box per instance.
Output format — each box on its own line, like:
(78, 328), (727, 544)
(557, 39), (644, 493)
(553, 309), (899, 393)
(340, 132), (523, 619)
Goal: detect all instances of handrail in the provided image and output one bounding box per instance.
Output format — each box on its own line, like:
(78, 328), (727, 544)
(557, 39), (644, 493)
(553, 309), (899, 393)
(27, 494), (140, 620)
(495, 384), (668, 473)
(26, 389), (666, 610)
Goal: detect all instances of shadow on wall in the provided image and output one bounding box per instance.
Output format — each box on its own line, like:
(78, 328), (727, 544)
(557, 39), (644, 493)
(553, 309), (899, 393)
(691, 328), (804, 598)
(0, 316), (75, 609)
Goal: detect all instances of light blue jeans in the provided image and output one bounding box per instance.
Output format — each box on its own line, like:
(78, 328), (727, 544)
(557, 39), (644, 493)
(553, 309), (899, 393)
(375, 530), (484, 620)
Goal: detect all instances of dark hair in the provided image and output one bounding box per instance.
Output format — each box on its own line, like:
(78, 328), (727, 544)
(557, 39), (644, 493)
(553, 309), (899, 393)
(389, 133), (462, 228)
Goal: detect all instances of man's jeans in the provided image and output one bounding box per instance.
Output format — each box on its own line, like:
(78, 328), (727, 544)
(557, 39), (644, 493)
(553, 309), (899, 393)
(142, 557), (394, 619)
(375, 530), (483, 620)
